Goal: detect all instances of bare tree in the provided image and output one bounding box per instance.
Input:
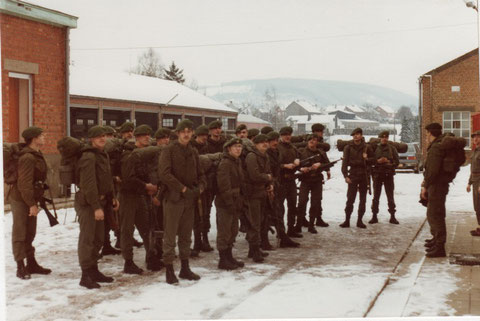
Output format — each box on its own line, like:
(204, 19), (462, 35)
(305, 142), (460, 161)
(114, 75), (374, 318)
(130, 48), (165, 78)
(395, 106), (414, 120)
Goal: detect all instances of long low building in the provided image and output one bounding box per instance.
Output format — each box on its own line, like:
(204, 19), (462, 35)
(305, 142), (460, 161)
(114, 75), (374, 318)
(236, 113), (271, 129)
(70, 66), (238, 138)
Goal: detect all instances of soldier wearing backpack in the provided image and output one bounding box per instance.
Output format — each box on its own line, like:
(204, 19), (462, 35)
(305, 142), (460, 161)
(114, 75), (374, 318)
(467, 130), (480, 236)
(75, 126), (119, 289)
(9, 126), (51, 280)
(369, 131), (400, 225)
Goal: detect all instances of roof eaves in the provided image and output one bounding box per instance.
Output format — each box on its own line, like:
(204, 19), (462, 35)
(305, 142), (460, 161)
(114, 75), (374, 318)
(423, 48), (478, 76)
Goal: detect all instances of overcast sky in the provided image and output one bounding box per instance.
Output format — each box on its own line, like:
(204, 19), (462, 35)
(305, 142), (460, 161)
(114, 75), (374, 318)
(29, 0), (479, 96)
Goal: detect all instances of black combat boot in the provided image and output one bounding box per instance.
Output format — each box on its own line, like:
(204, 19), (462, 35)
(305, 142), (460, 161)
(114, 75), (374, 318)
(368, 214), (378, 224)
(101, 243), (121, 256)
(218, 250), (238, 270)
(389, 213), (399, 225)
(251, 246), (265, 263)
(339, 214), (351, 228)
(91, 265), (114, 283)
(248, 245), (269, 258)
(16, 260), (31, 280)
(227, 247), (245, 268)
(279, 230), (300, 248)
(201, 232), (214, 252)
(426, 243), (446, 258)
(165, 264), (179, 285)
(79, 268), (100, 289)
(179, 259), (201, 281)
(356, 215), (367, 229)
(302, 217), (310, 228)
(146, 256), (164, 272)
(123, 259), (143, 274)
(287, 227), (303, 238)
(308, 219), (318, 234)
(26, 256), (52, 275)
(315, 216), (329, 227)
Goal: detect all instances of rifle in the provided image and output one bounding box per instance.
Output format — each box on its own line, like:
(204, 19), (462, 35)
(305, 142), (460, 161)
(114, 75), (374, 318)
(38, 197), (59, 227)
(294, 158), (342, 179)
(147, 195), (163, 259)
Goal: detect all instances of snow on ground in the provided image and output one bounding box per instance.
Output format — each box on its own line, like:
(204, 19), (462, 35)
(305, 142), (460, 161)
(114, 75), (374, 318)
(2, 149), (472, 320)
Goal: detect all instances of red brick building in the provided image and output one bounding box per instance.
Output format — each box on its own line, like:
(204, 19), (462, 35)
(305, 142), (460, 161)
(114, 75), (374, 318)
(419, 48), (480, 156)
(1, 0), (77, 195)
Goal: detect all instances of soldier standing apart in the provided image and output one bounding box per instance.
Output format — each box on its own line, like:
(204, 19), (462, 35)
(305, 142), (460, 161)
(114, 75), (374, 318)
(369, 130), (400, 225)
(159, 119), (207, 285)
(468, 130), (480, 236)
(216, 138), (246, 270)
(245, 134), (273, 262)
(10, 127), (51, 280)
(421, 123), (450, 258)
(235, 124), (248, 139)
(341, 128), (374, 228)
(277, 126), (301, 237)
(297, 135), (330, 234)
(119, 125), (159, 274)
(76, 126), (119, 289)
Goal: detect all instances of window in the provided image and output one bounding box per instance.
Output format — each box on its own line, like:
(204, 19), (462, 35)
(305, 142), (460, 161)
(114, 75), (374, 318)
(443, 111), (470, 147)
(163, 118), (174, 127)
(222, 118), (228, 130)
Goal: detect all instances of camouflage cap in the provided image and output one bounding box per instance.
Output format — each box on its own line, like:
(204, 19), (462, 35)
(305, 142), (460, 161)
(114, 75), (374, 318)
(208, 120), (223, 130)
(253, 134), (269, 144)
(260, 126), (274, 135)
(267, 131), (280, 141)
(224, 137), (243, 149)
(472, 130), (480, 138)
(247, 128), (260, 138)
(176, 119), (194, 132)
(378, 130), (389, 138)
(350, 127), (363, 136)
(235, 124), (247, 133)
(279, 126), (293, 135)
(154, 128), (171, 139)
(133, 124), (152, 136)
(87, 125), (106, 138)
(103, 126), (116, 135)
(195, 125), (209, 136)
(119, 121), (134, 133)
(22, 126), (44, 140)
(311, 123), (325, 132)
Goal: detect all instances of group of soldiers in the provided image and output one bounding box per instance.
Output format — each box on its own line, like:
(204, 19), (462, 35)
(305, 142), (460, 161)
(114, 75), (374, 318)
(10, 118), (474, 289)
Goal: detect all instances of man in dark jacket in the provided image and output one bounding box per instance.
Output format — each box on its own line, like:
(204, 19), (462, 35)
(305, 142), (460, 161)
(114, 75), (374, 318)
(158, 119), (207, 284)
(245, 134), (273, 262)
(421, 123), (450, 258)
(215, 138), (246, 270)
(297, 135), (330, 233)
(369, 131), (400, 225)
(76, 126), (119, 289)
(468, 130), (480, 236)
(341, 128), (375, 228)
(235, 124), (248, 139)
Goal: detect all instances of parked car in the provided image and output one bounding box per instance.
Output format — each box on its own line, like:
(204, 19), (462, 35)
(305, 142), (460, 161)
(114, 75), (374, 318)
(396, 142), (421, 173)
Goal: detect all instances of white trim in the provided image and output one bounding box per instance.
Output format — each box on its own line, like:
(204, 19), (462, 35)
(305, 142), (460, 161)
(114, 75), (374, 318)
(8, 72), (33, 126)
(8, 72), (30, 79)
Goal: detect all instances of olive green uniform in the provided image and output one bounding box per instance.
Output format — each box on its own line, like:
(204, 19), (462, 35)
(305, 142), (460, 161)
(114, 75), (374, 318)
(158, 141), (206, 265)
(371, 143), (399, 216)
(75, 146), (114, 270)
(10, 147), (47, 262)
(215, 152), (245, 251)
(277, 141), (300, 231)
(469, 148), (480, 225)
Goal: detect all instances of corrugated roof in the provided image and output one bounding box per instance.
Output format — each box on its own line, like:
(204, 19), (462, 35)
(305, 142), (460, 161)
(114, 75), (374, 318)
(70, 66), (236, 113)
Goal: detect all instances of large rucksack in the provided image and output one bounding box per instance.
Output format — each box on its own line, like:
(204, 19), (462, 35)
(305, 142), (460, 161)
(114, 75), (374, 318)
(439, 133), (466, 183)
(57, 137), (85, 186)
(3, 142), (27, 185)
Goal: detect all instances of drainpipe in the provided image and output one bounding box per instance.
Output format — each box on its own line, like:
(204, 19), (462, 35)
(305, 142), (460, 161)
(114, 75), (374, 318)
(419, 74), (432, 158)
(66, 28), (71, 136)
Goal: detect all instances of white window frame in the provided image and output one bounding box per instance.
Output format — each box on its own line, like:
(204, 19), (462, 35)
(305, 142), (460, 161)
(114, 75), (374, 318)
(442, 111), (471, 148)
(8, 72), (33, 127)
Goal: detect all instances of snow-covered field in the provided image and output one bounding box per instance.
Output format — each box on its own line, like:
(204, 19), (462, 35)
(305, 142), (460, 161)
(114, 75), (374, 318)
(1, 150), (473, 320)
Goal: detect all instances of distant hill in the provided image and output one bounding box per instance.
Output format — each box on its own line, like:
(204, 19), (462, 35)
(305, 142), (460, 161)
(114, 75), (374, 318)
(203, 78), (417, 111)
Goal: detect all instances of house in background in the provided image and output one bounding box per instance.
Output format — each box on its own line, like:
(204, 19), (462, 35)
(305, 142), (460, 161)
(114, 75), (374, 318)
(285, 100), (322, 118)
(286, 114), (336, 135)
(375, 105), (395, 119)
(237, 114), (271, 130)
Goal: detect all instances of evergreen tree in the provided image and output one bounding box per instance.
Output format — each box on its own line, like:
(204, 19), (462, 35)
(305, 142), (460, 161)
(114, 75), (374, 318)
(400, 116), (414, 143)
(412, 116), (420, 142)
(164, 61), (185, 84)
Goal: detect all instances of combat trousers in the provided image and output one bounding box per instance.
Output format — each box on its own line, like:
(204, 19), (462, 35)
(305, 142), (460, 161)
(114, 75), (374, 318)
(75, 193), (105, 270)
(426, 183), (449, 244)
(216, 206), (240, 251)
(162, 196), (195, 264)
(10, 199), (37, 262)
(345, 176), (368, 217)
(246, 197), (266, 247)
(297, 180), (323, 221)
(278, 179), (298, 229)
(202, 190), (214, 233)
(473, 181), (480, 225)
(119, 193), (150, 261)
(371, 173), (396, 215)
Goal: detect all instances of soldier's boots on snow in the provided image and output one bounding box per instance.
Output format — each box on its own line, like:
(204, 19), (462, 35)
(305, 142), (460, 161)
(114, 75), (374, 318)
(165, 264), (179, 285)
(227, 247), (244, 268)
(389, 214), (399, 225)
(201, 233), (214, 252)
(356, 217), (367, 229)
(424, 238), (435, 247)
(133, 238), (143, 248)
(16, 260), (31, 280)
(287, 228), (303, 238)
(179, 259), (201, 281)
(426, 243), (446, 258)
(261, 234), (275, 251)
(218, 250), (238, 270)
(123, 259), (143, 274)
(248, 246), (265, 263)
(80, 268), (100, 289)
(315, 216), (329, 227)
(339, 215), (351, 228)
(101, 243), (121, 256)
(279, 233), (300, 248)
(146, 256), (164, 271)
(26, 256), (51, 275)
(308, 220), (318, 234)
(91, 265), (114, 283)
(368, 214), (378, 224)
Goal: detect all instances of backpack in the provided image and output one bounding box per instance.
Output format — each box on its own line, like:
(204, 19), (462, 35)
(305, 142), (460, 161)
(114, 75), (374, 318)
(3, 142), (27, 185)
(439, 134), (467, 183)
(57, 137), (85, 186)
